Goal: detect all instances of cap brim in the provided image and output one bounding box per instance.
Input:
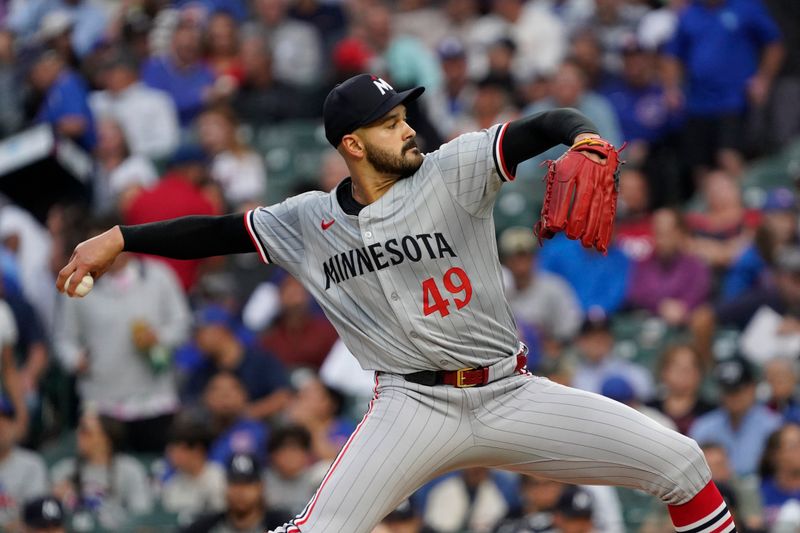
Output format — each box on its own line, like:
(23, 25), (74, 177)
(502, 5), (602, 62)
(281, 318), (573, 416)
(361, 86), (425, 127)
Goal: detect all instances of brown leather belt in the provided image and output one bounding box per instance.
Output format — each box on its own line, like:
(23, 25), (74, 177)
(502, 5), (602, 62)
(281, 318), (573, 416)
(403, 353), (528, 388)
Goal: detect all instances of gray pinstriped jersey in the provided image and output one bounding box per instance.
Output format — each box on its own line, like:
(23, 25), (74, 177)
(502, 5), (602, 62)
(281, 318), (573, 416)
(246, 123), (520, 374)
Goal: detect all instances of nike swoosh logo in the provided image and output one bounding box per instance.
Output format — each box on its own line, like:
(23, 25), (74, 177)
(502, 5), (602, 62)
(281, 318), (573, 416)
(321, 219), (335, 230)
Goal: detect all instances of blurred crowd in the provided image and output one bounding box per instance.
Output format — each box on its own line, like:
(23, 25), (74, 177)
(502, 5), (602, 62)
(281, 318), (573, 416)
(0, 0), (798, 531)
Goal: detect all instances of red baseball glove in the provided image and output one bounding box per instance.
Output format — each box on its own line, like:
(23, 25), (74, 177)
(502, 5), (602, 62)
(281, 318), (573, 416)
(534, 137), (623, 254)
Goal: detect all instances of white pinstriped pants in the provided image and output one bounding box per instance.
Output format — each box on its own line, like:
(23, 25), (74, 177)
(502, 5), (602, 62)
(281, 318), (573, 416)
(272, 371), (711, 533)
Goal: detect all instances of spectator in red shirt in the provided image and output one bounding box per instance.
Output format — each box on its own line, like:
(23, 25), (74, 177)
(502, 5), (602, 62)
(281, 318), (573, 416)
(123, 145), (221, 290)
(260, 274), (338, 371)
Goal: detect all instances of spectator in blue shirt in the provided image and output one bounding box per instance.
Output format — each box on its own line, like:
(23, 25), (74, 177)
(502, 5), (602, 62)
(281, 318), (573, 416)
(663, 0), (784, 175)
(141, 20), (221, 127)
(202, 371), (268, 465)
(537, 233), (631, 316)
(690, 356), (783, 477)
(758, 422), (800, 528)
(185, 304), (291, 421)
(7, 0), (107, 58)
(29, 49), (96, 151)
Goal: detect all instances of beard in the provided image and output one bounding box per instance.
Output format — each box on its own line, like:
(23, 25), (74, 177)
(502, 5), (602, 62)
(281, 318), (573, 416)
(364, 138), (424, 179)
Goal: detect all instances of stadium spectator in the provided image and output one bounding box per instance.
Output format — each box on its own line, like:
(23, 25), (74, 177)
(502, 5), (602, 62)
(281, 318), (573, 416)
(500, 226), (583, 348)
(92, 118), (159, 215)
(180, 452), (292, 533)
(202, 372), (268, 464)
(205, 10), (244, 91)
(592, 0), (647, 74)
(51, 410), (153, 529)
(0, 398), (48, 531)
(232, 30), (309, 125)
(264, 425), (328, 515)
(702, 443), (764, 531)
(186, 304), (291, 419)
(197, 105), (267, 209)
(601, 375), (676, 430)
(494, 476), (563, 533)
(763, 357), (800, 420)
(721, 187), (798, 302)
(762, 0), (800, 147)
(161, 417), (226, 517)
(260, 274), (339, 371)
(140, 19), (219, 127)
(248, 0), (322, 88)
(288, 0), (347, 52)
(759, 422), (800, 527)
(374, 498), (433, 533)
(450, 74), (517, 137)
(570, 316), (655, 402)
(54, 219), (191, 453)
(28, 48), (96, 151)
(647, 344), (713, 435)
(537, 233), (631, 315)
(687, 170), (759, 270)
(8, 0), (108, 58)
(553, 486), (595, 533)
(0, 30), (22, 137)
(437, 38), (474, 138)
(22, 496), (66, 533)
(470, 0), (566, 81)
(627, 208), (711, 326)
(614, 168), (654, 260)
(423, 468), (511, 532)
(123, 144), (221, 290)
(690, 356), (782, 477)
(286, 375), (355, 461)
(663, 0), (784, 176)
(89, 48), (181, 160)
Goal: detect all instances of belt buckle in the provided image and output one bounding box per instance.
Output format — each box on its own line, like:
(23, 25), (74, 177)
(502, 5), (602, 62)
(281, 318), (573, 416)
(456, 367), (477, 388)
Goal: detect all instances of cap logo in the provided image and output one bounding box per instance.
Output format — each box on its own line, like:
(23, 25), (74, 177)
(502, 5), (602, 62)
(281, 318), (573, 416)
(43, 500), (61, 520)
(233, 454), (253, 473)
(372, 77), (394, 96)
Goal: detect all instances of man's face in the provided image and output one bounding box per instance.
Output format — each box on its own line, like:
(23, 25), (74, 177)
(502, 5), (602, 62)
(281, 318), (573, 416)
(204, 374), (248, 418)
(356, 105), (423, 179)
(227, 481), (263, 515)
(653, 210), (683, 259)
(721, 383), (756, 417)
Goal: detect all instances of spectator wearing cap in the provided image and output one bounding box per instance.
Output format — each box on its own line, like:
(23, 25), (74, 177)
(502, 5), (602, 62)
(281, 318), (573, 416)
(536, 232), (631, 316)
(500, 226), (582, 349)
(51, 410), (153, 529)
(260, 274), (339, 372)
(201, 372), (267, 465)
(161, 416), (226, 517)
(437, 37), (475, 137)
(180, 452), (292, 533)
(662, 0), (783, 177)
(721, 187), (798, 302)
(601, 375), (677, 430)
(122, 144), (221, 291)
(185, 304), (291, 419)
(0, 397), (48, 531)
(759, 422), (800, 527)
(627, 208), (711, 327)
(23, 496), (65, 533)
(54, 216), (191, 453)
(374, 498), (434, 533)
(89, 47), (180, 160)
(27, 48), (96, 151)
(571, 316), (655, 402)
(247, 0), (322, 88)
(140, 20), (218, 127)
(8, 0), (107, 58)
(553, 487), (595, 533)
(690, 356), (782, 477)
(494, 476), (563, 533)
(264, 425), (328, 515)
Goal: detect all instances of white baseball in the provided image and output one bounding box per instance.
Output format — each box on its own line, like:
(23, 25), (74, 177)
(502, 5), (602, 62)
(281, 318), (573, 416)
(66, 273), (94, 297)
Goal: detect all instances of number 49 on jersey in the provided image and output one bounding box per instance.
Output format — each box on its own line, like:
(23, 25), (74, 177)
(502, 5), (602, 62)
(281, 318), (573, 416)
(422, 267), (472, 317)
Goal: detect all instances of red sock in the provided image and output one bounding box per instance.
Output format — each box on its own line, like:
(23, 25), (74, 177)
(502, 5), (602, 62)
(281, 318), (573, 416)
(668, 481), (736, 533)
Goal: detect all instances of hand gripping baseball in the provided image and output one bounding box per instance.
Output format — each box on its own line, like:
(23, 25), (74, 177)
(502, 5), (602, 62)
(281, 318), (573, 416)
(56, 226), (125, 297)
(534, 137), (623, 253)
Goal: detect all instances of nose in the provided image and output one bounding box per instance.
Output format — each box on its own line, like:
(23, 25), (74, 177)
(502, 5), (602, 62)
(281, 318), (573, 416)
(403, 121), (416, 140)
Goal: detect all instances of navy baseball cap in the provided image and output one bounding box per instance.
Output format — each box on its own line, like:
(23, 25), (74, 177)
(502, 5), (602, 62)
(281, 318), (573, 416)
(714, 355), (755, 392)
(226, 452), (262, 483)
(556, 487), (594, 519)
(323, 74), (424, 147)
(23, 496), (65, 527)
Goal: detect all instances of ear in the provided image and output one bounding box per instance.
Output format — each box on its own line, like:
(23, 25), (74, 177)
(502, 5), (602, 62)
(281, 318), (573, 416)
(340, 134), (365, 159)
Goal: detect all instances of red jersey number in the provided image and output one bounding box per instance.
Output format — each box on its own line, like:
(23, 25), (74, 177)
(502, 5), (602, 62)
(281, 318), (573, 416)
(422, 267), (473, 317)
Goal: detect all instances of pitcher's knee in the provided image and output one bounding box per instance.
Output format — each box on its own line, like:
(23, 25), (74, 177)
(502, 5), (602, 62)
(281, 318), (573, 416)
(651, 434), (712, 505)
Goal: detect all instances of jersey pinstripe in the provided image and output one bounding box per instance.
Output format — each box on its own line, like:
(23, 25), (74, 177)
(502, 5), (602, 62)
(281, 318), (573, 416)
(247, 124), (520, 374)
